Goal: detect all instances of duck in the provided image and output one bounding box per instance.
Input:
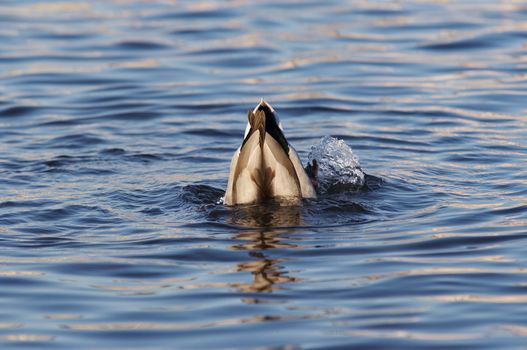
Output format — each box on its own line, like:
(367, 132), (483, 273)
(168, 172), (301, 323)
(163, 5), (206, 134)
(224, 100), (317, 205)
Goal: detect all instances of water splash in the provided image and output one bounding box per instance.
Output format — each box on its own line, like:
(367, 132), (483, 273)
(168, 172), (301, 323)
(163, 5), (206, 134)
(307, 136), (365, 193)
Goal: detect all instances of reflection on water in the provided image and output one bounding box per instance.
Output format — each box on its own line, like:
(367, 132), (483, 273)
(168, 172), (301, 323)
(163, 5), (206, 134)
(229, 204), (303, 293)
(227, 202), (304, 228)
(234, 254), (297, 293)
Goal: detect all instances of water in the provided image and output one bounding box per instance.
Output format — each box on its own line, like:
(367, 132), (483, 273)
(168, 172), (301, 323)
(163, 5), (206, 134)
(1, 1), (526, 349)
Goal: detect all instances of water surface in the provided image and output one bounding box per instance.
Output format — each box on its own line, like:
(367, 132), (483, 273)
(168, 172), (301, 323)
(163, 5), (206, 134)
(1, 1), (527, 349)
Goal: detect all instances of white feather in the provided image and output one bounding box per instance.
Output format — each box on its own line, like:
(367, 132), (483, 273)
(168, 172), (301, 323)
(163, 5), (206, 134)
(289, 146), (317, 199)
(262, 134), (302, 198)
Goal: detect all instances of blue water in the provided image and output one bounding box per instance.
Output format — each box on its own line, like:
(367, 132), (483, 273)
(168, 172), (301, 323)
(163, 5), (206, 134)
(1, 1), (527, 349)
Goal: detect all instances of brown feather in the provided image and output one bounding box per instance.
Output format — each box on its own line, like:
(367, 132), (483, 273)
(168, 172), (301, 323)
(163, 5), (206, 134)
(250, 166), (276, 200)
(248, 110), (266, 149)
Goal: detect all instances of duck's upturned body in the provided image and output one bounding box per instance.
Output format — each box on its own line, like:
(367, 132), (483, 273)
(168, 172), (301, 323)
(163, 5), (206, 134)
(224, 100), (316, 205)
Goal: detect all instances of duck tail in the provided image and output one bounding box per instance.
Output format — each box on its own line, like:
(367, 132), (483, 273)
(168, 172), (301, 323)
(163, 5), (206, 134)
(248, 109), (266, 148)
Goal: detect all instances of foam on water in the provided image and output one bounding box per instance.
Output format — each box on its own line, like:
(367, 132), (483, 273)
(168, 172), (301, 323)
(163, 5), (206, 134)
(307, 136), (365, 192)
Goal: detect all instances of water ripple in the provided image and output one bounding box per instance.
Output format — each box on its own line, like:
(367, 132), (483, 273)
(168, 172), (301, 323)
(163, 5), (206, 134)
(1, 1), (527, 350)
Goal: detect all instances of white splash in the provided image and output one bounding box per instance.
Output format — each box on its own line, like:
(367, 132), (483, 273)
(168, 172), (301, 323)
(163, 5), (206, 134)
(307, 136), (365, 192)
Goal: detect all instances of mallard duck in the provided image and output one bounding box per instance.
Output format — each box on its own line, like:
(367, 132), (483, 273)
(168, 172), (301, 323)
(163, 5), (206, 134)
(224, 100), (317, 205)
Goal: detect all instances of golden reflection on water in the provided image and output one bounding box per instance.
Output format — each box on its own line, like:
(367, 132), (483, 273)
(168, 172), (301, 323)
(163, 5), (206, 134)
(0, 334), (55, 342)
(429, 294), (527, 304)
(371, 254), (513, 264)
(0, 2), (92, 15)
(233, 254), (298, 293)
(61, 313), (315, 332)
(92, 276), (195, 296)
(0, 270), (44, 276)
(501, 325), (527, 337)
(227, 204), (304, 293)
(92, 283), (170, 293)
(344, 329), (481, 341)
(44, 314), (82, 320)
(0, 323), (23, 329)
